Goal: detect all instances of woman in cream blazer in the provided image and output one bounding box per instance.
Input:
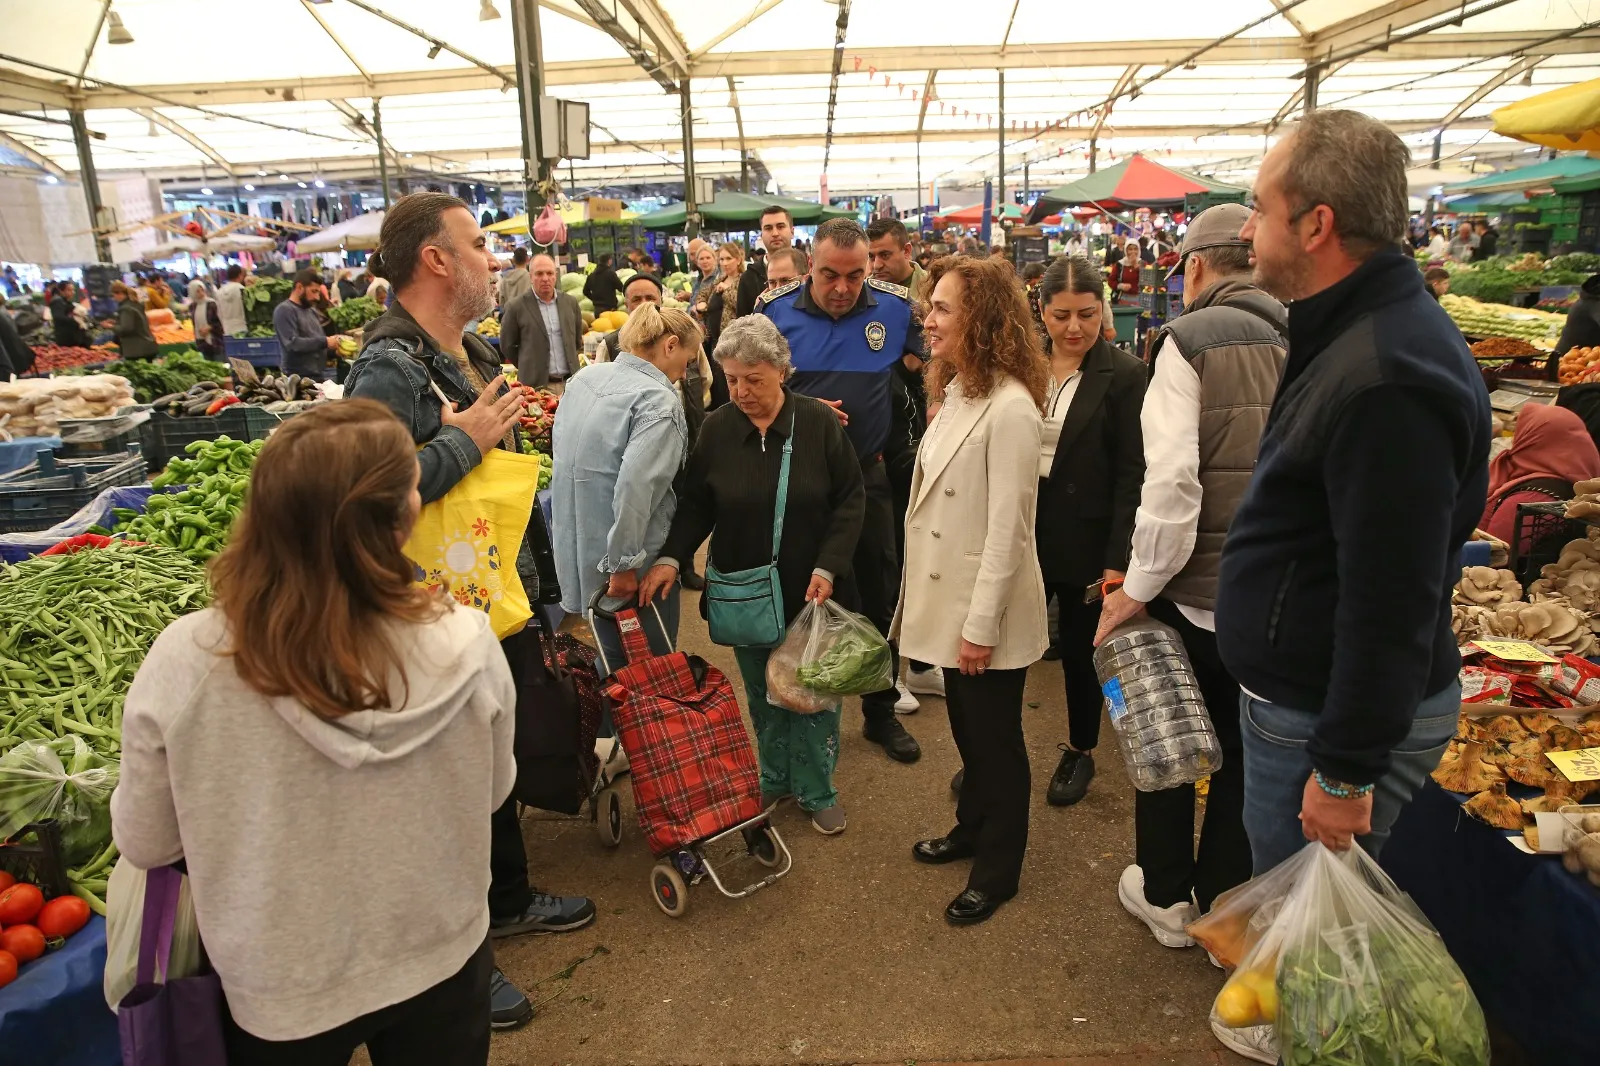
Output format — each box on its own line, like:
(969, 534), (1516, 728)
(892, 255), (1050, 926)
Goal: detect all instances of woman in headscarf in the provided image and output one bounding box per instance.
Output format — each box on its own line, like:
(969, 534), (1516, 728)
(1479, 404), (1600, 543)
(188, 278), (223, 357)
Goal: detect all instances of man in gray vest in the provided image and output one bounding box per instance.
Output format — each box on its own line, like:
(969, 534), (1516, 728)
(1092, 203), (1287, 1062)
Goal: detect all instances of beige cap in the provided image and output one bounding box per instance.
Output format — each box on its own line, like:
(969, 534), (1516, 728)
(1169, 202), (1252, 279)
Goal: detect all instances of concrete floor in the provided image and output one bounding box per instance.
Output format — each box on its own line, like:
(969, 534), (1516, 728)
(488, 596), (1233, 1066)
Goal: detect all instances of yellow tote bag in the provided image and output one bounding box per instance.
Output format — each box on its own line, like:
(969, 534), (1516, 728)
(403, 448), (543, 639)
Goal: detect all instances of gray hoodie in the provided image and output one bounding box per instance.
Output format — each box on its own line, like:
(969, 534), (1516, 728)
(111, 604), (515, 1041)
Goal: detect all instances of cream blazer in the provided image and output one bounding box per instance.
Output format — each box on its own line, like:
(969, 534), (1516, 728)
(890, 373), (1050, 670)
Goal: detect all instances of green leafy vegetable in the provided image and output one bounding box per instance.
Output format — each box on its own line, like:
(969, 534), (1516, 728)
(795, 619), (893, 696)
(327, 296), (383, 332)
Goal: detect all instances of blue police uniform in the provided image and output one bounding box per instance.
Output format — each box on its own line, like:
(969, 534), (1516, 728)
(756, 277), (923, 459)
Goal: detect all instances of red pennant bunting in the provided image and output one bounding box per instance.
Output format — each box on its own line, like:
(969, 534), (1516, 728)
(853, 56), (862, 71)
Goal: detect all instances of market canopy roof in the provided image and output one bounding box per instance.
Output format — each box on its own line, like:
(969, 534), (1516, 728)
(937, 203), (1024, 224)
(3, 2), (1600, 196)
(1025, 155), (1248, 222)
(485, 202), (640, 235)
(636, 193), (853, 231)
(1491, 77), (1600, 154)
(142, 233), (277, 258)
(1443, 155), (1600, 195)
(294, 211), (385, 253)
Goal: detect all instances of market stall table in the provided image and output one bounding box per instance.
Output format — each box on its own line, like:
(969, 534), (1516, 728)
(0, 915), (119, 1066)
(1381, 779), (1598, 1065)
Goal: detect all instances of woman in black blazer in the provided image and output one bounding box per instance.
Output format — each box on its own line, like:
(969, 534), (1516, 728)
(1033, 255), (1146, 807)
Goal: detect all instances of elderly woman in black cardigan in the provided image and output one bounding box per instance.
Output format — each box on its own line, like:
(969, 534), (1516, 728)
(640, 315), (864, 837)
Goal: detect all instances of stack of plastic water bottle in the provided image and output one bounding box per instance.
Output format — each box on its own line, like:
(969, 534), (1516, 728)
(1093, 618), (1223, 791)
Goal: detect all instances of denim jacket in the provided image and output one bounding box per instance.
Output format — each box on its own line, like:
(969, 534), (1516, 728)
(550, 355), (687, 615)
(344, 300), (557, 598)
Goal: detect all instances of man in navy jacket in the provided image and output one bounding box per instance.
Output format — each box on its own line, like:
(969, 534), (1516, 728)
(1217, 111), (1490, 876)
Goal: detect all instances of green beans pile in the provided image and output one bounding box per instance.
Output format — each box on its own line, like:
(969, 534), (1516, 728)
(108, 436), (263, 560)
(0, 543), (210, 761)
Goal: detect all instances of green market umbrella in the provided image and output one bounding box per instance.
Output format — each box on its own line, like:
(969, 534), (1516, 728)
(1026, 154), (1248, 223)
(638, 192), (850, 231)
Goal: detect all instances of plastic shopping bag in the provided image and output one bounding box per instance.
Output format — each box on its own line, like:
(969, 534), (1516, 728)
(1190, 843), (1488, 1066)
(0, 736), (117, 866)
(765, 598), (893, 713)
(403, 448), (542, 639)
(103, 858), (202, 1012)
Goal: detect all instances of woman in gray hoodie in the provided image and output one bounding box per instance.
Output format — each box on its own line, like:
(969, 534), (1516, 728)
(112, 400), (515, 1064)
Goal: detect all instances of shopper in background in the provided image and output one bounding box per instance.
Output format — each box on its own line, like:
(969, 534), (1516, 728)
(1479, 403), (1600, 543)
(866, 217), (928, 303)
(1551, 274), (1600, 376)
(1473, 218), (1499, 260)
(146, 274), (174, 311)
(736, 205), (797, 316)
(583, 252), (623, 314)
(1111, 237), (1143, 301)
(700, 243), (745, 356)
(1424, 226), (1449, 259)
(688, 245), (720, 307)
(335, 267), (362, 304)
(763, 247), (807, 293)
(188, 278), (223, 358)
(897, 254), (1049, 926)
(759, 218), (924, 765)
(217, 264), (248, 337)
(1024, 254), (1146, 809)
(1423, 267), (1451, 301)
(50, 279), (92, 348)
(1090, 206), (1286, 995)
(501, 254), (582, 391)
(113, 401), (512, 1065)
(497, 247), (531, 309)
(1221, 110), (1490, 874)
(368, 274), (392, 308)
(344, 191), (589, 1033)
(110, 281), (159, 360)
(273, 268), (340, 382)
(1446, 221), (1479, 261)
(643, 315), (865, 836)
(0, 301), (34, 377)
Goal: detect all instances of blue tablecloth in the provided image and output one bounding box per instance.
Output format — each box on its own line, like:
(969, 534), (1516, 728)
(1381, 780), (1599, 1066)
(0, 436), (60, 476)
(0, 915), (119, 1066)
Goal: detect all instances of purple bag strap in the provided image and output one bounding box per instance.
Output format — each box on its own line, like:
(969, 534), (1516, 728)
(135, 864), (183, 986)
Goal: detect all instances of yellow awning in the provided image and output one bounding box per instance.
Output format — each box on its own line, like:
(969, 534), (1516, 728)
(1491, 78), (1600, 154)
(485, 203), (637, 235)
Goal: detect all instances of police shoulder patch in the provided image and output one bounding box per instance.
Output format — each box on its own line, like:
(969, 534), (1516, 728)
(755, 277), (803, 308)
(867, 278), (910, 300)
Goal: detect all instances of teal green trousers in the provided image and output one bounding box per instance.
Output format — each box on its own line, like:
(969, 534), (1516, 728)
(733, 645), (841, 812)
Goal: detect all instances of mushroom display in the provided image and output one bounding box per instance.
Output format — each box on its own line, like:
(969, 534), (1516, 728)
(1565, 479), (1600, 520)
(1432, 740), (1506, 793)
(1464, 782), (1525, 829)
(1453, 566), (1523, 607)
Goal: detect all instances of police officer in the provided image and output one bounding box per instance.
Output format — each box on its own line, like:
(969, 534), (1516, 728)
(757, 217), (922, 764)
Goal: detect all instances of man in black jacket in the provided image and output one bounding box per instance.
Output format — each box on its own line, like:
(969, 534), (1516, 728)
(583, 253), (623, 313)
(1217, 111), (1490, 877)
(734, 205), (796, 317)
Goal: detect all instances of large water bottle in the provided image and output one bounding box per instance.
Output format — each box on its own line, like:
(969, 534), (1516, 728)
(1093, 617), (1223, 791)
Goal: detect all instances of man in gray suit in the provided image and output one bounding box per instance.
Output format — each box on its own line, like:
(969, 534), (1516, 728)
(501, 253), (581, 390)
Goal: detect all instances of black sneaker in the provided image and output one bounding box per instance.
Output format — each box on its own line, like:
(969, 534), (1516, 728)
(490, 891), (597, 938)
(863, 717), (922, 763)
(1046, 746), (1095, 807)
(1041, 642), (1062, 662)
(489, 967), (533, 1030)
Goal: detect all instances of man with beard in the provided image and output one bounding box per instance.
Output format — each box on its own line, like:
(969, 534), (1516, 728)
(1218, 111), (1489, 874)
(344, 193), (593, 1033)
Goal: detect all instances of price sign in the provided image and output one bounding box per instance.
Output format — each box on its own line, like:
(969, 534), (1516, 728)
(1470, 640), (1558, 663)
(1546, 747), (1600, 782)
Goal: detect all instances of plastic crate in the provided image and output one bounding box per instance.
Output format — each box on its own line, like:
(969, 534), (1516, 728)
(0, 821), (72, 900)
(56, 409), (152, 459)
(224, 336), (283, 368)
(0, 448), (147, 533)
(141, 406), (284, 470)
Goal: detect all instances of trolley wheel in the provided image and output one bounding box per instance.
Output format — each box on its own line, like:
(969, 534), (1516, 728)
(750, 824), (783, 869)
(650, 863), (689, 918)
(595, 786), (623, 848)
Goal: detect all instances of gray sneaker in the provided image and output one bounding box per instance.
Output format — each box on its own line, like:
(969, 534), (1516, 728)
(490, 891), (596, 937)
(489, 967), (533, 1030)
(810, 804), (847, 835)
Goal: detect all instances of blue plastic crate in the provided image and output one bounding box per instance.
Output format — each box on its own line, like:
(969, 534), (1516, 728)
(224, 336), (283, 368)
(0, 448), (147, 533)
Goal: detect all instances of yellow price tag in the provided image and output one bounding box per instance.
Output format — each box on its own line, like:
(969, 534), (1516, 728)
(1470, 640), (1558, 663)
(1546, 747), (1600, 783)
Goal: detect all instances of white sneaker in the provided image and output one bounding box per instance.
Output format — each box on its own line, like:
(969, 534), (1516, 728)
(1117, 864), (1197, 949)
(893, 679), (919, 714)
(1209, 1019), (1277, 1064)
(905, 665), (946, 698)
(594, 737), (629, 784)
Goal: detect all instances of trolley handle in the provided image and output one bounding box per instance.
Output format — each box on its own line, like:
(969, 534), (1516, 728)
(586, 587), (668, 677)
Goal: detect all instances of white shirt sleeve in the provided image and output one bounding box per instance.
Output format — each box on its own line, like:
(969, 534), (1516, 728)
(1122, 337), (1204, 605)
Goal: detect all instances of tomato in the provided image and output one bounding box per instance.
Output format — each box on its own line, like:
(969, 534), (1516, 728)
(0, 925), (44, 964)
(36, 896), (91, 939)
(0, 872), (14, 892)
(0, 950), (15, 988)
(0, 883), (42, 926)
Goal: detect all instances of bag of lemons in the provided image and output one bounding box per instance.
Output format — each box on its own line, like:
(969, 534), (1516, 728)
(403, 448), (543, 639)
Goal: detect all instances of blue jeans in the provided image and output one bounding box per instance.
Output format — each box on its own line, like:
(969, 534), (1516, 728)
(1239, 681), (1459, 875)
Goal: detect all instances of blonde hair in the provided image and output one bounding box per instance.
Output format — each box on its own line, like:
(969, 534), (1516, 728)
(618, 301), (702, 356)
(717, 242), (746, 276)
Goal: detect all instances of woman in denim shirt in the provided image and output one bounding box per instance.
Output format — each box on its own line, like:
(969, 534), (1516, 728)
(550, 303), (701, 668)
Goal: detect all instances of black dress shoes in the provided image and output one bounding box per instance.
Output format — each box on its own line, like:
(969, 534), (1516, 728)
(912, 836), (975, 864)
(945, 888), (1011, 925)
(950, 767), (964, 795)
(864, 718), (922, 763)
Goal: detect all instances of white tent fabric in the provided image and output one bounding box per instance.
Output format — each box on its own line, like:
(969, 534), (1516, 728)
(294, 212), (385, 253)
(143, 233), (277, 257)
(1, 1), (1598, 194)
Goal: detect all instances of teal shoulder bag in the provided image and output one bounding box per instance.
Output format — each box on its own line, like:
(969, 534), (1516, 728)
(704, 411), (793, 648)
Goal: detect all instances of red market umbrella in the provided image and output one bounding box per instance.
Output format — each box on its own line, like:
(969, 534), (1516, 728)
(1025, 154), (1247, 223)
(935, 202), (1025, 225)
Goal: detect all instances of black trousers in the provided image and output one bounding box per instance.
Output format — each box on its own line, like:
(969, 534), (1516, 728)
(1134, 598), (1251, 912)
(224, 937), (492, 1066)
(855, 459), (901, 723)
(887, 456), (931, 675)
(487, 631), (535, 921)
(945, 665), (1031, 898)
(1044, 583), (1107, 752)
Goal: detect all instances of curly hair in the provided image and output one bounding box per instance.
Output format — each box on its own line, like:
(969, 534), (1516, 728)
(922, 255), (1049, 411)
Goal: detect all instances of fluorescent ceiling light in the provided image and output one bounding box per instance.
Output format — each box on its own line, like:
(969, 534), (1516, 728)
(278, 174), (291, 181)
(106, 10), (133, 45)
(479, 0), (501, 20)
(298, 181), (308, 188)
(200, 187), (213, 195)
(314, 179), (325, 188)
(243, 183), (255, 191)
(45, 175), (58, 184)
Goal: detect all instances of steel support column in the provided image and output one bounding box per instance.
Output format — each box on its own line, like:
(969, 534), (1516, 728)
(510, 0), (552, 211)
(69, 108), (110, 263)
(997, 68), (1005, 212)
(681, 79), (699, 238)
(373, 98), (391, 208)
(1303, 61), (1319, 113)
